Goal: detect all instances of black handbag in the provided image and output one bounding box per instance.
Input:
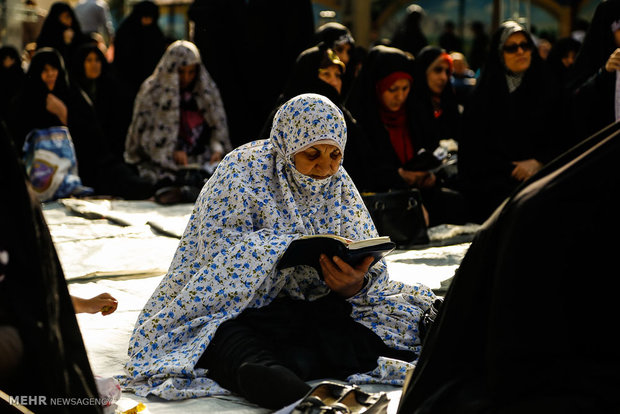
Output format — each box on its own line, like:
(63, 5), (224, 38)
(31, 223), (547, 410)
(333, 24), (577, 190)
(362, 189), (429, 248)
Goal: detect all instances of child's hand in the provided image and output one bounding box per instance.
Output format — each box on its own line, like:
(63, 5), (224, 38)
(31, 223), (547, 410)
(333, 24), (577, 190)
(72, 293), (118, 315)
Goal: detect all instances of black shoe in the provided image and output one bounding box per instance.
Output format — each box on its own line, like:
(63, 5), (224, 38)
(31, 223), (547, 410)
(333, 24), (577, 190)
(154, 185), (200, 205)
(292, 382), (355, 414)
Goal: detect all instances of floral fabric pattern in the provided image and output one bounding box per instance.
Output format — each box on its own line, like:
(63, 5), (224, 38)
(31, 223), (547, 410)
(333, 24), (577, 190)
(348, 357), (416, 386)
(124, 40), (231, 184)
(120, 93), (435, 399)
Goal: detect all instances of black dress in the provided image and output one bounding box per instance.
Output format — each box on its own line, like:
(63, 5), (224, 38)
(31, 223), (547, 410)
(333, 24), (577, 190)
(35, 2), (90, 70)
(458, 22), (563, 223)
(410, 46), (461, 154)
(188, 0), (315, 148)
(0, 122), (102, 413)
(397, 121), (620, 414)
(8, 48), (153, 199)
(468, 21), (490, 74)
(71, 43), (134, 161)
(545, 37), (581, 90)
(347, 45), (465, 225)
(112, 0), (166, 100)
(199, 293), (415, 410)
(567, 0), (620, 145)
(346, 45), (417, 192)
(0, 46), (25, 122)
(390, 4), (428, 57)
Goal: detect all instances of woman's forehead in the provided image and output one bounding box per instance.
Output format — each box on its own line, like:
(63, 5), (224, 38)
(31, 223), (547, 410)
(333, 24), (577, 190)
(304, 143), (340, 151)
(430, 55), (450, 67)
(269, 93), (346, 159)
(389, 78), (411, 87)
(506, 32), (527, 43)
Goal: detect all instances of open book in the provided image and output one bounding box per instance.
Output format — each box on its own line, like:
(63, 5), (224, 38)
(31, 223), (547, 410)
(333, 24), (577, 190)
(277, 234), (396, 276)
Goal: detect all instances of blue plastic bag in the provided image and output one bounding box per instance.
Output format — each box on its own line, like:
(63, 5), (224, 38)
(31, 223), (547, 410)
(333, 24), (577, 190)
(22, 126), (93, 201)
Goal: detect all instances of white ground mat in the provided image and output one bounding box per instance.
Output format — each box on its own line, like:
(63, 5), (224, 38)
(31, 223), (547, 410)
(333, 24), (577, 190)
(43, 199), (477, 413)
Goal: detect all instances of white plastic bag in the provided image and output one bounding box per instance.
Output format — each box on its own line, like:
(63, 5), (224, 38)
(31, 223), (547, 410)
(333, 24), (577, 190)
(22, 126), (93, 201)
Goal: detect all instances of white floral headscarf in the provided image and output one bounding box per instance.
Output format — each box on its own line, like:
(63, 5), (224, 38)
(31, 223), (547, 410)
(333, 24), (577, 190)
(120, 93), (435, 399)
(124, 40), (231, 184)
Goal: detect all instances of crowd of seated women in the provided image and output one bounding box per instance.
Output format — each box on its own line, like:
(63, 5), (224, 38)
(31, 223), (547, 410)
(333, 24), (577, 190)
(0, 1), (610, 225)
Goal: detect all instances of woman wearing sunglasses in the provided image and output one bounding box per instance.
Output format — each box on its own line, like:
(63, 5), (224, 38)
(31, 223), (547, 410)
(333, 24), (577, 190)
(458, 20), (563, 223)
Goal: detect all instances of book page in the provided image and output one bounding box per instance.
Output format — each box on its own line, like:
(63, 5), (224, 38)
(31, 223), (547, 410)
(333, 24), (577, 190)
(298, 234), (392, 250)
(300, 234), (352, 244)
(347, 236), (392, 250)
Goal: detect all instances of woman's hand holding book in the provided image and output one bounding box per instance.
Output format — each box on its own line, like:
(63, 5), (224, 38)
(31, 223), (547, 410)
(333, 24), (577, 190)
(319, 254), (374, 298)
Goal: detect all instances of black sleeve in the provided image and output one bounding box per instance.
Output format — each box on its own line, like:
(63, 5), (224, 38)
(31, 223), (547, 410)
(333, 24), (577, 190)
(343, 115), (408, 193)
(67, 88), (115, 186)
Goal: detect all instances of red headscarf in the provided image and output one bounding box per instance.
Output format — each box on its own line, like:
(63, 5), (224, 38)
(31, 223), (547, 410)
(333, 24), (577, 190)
(376, 71), (414, 164)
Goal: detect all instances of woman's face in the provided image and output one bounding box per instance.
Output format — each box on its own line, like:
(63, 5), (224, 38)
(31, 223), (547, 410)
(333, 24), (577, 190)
(381, 78), (411, 112)
(318, 65), (343, 94)
(2, 55), (16, 69)
(41, 63), (59, 91)
(334, 43), (351, 66)
(426, 56), (451, 95)
(502, 32), (532, 73)
(84, 51), (102, 80)
(178, 64), (198, 89)
(561, 50), (576, 68)
(293, 143), (342, 179)
(59, 10), (72, 27)
(140, 15), (154, 26)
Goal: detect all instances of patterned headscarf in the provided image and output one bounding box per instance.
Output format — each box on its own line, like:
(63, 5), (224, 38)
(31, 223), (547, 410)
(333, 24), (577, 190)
(121, 93), (435, 400)
(270, 94), (346, 197)
(270, 92), (345, 158)
(125, 40), (231, 184)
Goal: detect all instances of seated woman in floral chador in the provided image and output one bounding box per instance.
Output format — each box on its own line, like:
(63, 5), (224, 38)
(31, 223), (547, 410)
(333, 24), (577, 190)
(122, 93), (435, 409)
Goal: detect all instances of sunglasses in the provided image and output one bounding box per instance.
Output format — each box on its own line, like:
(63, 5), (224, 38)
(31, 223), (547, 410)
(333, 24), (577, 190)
(503, 41), (533, 54)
